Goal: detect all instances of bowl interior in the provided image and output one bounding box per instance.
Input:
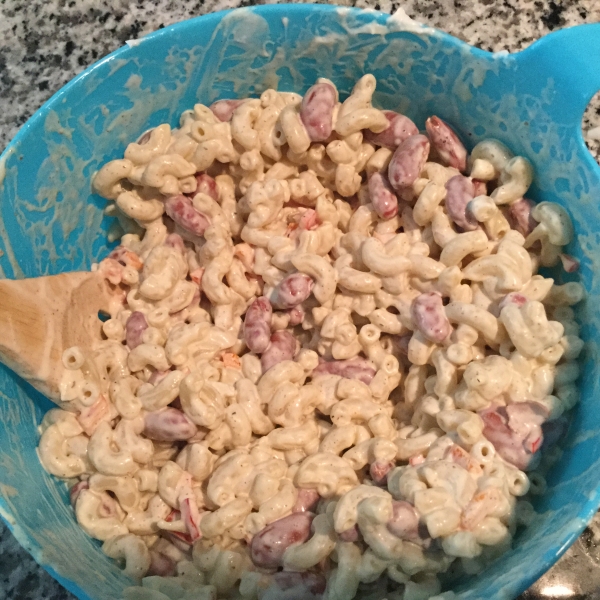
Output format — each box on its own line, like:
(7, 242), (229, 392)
(1, 5), (600, 599)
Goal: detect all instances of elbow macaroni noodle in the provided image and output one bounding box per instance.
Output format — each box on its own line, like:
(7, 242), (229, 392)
(35, 75), (583, 600)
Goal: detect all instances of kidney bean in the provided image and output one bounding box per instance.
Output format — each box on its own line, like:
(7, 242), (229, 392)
(425, 115), (467, 172)
(125, 311), (148, 350)
(338, 525), (361, 542)
(364, 110), (419, 148)
(411, 292), (452, 343)
(244, 296), (273, 354)
(147, 551), (176, 577)
(369, 460), (394, 485)
(209, 99), (245, 122)
(479, 402), (548, 470)
(508, 198), (536, 237)
(195, 173), (219, 201)
(284, 306), (303, 327)
(386, 500), (420, 540)
(144, 408), (198, 441)
(251, 513), (314, 568)
(165, 195), (210, 237)
(387, 134), (430, 191)
(69, 480), (89, 509)
(261, 330), (297, 372)
(263, 572), (326, 600)
(368, 172), (398, 220)
(300, 82), (337, 142)
(273, 273), (314, 309)
(498, 292), (527, 311)
(292, 489), (320, 513)
(312, 357), (377, 385)
(445, 174), (478, 231)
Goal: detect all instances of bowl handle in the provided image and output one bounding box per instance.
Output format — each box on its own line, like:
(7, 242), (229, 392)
(514, 23), (600, 128)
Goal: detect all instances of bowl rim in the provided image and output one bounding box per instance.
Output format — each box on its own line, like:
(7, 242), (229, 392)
(1, 4), (599, 600)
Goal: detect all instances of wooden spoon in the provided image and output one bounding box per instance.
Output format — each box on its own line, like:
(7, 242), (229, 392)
(0, 271), (111, 401)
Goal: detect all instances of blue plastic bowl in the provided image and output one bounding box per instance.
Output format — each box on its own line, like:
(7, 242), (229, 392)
(1, 5), (600, 599)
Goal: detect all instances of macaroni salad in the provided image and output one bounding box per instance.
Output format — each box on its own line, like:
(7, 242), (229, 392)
(37, 75), (584, 600)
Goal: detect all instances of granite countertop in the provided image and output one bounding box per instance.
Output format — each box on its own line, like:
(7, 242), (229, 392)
(1, 1), (600, 599)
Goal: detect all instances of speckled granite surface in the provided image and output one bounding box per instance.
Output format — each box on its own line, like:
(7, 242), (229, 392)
(1, 1), (600, 599)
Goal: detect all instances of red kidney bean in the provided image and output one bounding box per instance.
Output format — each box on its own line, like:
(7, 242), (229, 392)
(425, 116), (467, 172)
(273, 273), (314, 309)
(292, 489), (320, 513)
(472, 178), (488, 197)
(386, 500), (420, 540)
(244, 296), (273, 354)
(508, 198), (536, 237)
(209, 99), (245, 122)
(147, 551), (176, 577)
(288, 305), (305, 327)
(126, 311), (148, 350)
(195, 173), (219, 201)
(261, 330), (297, 373)
(369, 460), (394, 485)
(297, 209), (321, 231)
(300, 82), (337, 142)
(165, 195), (210, 237)
(479, 402), (548, 471)
(560, 253), (580, 273)
(445, 174), (478, 231)
(312, 357), (377, 385)
(144, 408), (198, 441)
(411, 292), (452, 343)
(69, 480), (89, 509)
(364, 110), (419, 148)
(338, 525), (361, 543)
(387, 134), (430, 191)
(498, 292), (527, 311)
(368, 172), (399, 220)
(263, 572), (326, 600)
(250, 513), (314, 568)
